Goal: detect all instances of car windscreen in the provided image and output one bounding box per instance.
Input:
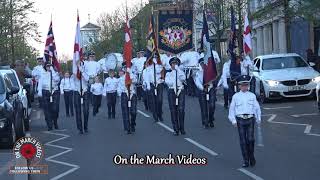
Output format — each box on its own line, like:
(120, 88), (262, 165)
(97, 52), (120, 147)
(0, 76), (5, 94)
(7, 73), (19, 88)
(262, 56), (309, 70)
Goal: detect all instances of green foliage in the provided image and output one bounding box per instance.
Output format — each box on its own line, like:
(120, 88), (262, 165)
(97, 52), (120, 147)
(0, 0), (40, 66)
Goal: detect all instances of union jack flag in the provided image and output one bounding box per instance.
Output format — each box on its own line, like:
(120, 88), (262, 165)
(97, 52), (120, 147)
(43, 21), (60, 72)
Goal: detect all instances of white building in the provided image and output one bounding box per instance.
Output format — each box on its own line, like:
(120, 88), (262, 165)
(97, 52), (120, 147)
(80, 22), (101, 50)
(250, 0), (317, 59)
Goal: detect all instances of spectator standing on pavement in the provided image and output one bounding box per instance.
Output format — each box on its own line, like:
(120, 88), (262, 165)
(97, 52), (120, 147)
(60, 72), (74, 117)
(91, 76), (103, 116)
(37, 63), (60, 131)
(228, 75), (261, 168)
(103, 69), (118, 119)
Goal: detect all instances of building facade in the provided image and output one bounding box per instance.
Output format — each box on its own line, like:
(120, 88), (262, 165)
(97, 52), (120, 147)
(80, 22), (101, 51)
(250, 0), (316, 59)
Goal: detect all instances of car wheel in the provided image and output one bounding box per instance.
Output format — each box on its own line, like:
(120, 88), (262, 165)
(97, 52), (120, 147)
(259, 82), (268, 104)
(15, 110), (25, 139)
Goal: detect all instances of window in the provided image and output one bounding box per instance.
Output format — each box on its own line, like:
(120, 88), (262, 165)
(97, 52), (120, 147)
(262, 56), (309, 70)
(254, 58), (261, 69)
(6, 73), (19, 88)
(4, 76), (13, 92)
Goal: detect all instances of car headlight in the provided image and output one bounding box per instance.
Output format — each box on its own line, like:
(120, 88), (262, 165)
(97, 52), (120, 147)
(265, 80), (279, 87)
(312, 76), (320, 83)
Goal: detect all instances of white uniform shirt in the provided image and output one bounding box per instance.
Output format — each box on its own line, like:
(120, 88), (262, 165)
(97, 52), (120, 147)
(90, 83), (104, 95)
(194, 69), (214, 91)
(142, 68), (148, 91)
(83, 60), (101, 77)
(60, 78), (73, 94)
(180, 51), (201, 67)
(144, 63), (164, 90)
(117, 72), (137, 96)
(73, 66), (89, 93)
(200, 50), (221, 64)
(165, 67), (186, 90)
(228, 91), (261, 124)
(132, 57), (146, 74)
(242, 55), (254, 75)
(37, 68), (60, 96)
(103, 77), (119, 94)
(32, 65), (45, 81)
(160, 54), (172, 71)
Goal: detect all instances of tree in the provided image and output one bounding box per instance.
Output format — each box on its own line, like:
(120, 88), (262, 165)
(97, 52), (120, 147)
(0, 0), (40, 66)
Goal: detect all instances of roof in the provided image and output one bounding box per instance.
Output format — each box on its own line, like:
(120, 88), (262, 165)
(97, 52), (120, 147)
(255, 53), (301, 60)
(81, 23), (101, 30)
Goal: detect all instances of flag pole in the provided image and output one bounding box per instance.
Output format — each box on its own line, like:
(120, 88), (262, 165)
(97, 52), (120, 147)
(125, 0), (132, 131)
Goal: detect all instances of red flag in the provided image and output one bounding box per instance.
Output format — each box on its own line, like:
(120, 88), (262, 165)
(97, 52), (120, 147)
(123, 15), (132, 86)
(44, 21), (60, 72)
(73, 12), (83, 79)
(201, 9), (217, 85)
(243, 13), (252, 55)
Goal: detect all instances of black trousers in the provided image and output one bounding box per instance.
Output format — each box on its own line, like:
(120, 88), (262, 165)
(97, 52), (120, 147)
(120, 93), (137, 132)
(42, 90), (60, 129)
(186, 75), (196, 96)
(142, 89), (149, 111)
(149, 83), (164, 121)
(63, 91), (74, 116)
(107, 92), (117, 118)
(168, 89), (185, 133)
(136, 86), (143, 100)
(92, 94), (102, 115)
(198, 88), (216, 126)
(74, 91), (89, 131)
(236, 117), (255, 163)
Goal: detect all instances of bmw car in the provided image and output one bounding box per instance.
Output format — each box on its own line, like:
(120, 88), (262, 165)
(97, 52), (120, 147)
(251, 53), (320, 102)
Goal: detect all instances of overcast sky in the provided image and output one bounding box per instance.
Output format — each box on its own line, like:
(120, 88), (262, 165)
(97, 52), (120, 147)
(31, 0), (147, 60)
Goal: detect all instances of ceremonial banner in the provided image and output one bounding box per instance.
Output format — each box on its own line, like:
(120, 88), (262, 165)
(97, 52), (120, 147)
(158, 10), (193, 54)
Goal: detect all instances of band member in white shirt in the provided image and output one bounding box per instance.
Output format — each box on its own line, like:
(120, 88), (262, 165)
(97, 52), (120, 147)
(228, 75), (261, 168)
(60, 72), (74, 117)
(117, 62), (137, 134)
(91, 76), (103, 116)
(103, 69), (119, 119)
(37, 63), (60, 131)
(132, 50), (146, 100)
(73, 62), (90, 134)
(144, 56), (165, 122)
(165, 57), (186, 136)
(32, 57), (45, 107)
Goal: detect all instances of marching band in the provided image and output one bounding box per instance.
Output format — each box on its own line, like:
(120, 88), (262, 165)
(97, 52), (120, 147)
(32, 49), (264, 166)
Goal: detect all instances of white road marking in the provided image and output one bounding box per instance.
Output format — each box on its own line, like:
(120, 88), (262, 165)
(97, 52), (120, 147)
(157, 122), (174, 133)
(264, 114), (320, 137)
(137, 110), (151, 118)
(263, 106), (292, 110)
(184, 138), (218, 156)
(291, 113), (318, 118)
(43, 130), (79, 180)
(140, 109), (263, 180)
(238, 168), (264, 180)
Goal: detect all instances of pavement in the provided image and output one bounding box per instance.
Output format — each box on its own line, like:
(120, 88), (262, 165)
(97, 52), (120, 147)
(1, 90), (320, 180)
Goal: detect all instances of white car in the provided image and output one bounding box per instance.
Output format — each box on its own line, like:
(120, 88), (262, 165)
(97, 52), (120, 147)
(251, 53), (320, 102)
(0, 68), (30, 126)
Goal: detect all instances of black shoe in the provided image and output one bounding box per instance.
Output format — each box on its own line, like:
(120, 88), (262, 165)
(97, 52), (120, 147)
(71, 114), (74, 117)
(108, 115), (111, 119)
(127, 130), (132, 134)
(249, 157), (256, 167)
(131, 127), (135, 133)
(242, 162), (249, 168)
(112, 115), (115, 119)
(54, 124), (59, 130)
(180, 131), (186, 135)
(84, 129), (89, 133)
(209, 122), (215, 128)
(173, 131), (179, 136)
(224, 104), (228, 109)
(48, 127), (53, 131)
(79, 130), (84, 134)
(203, 125), (209, 129)
(158, 116), (163, 122)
